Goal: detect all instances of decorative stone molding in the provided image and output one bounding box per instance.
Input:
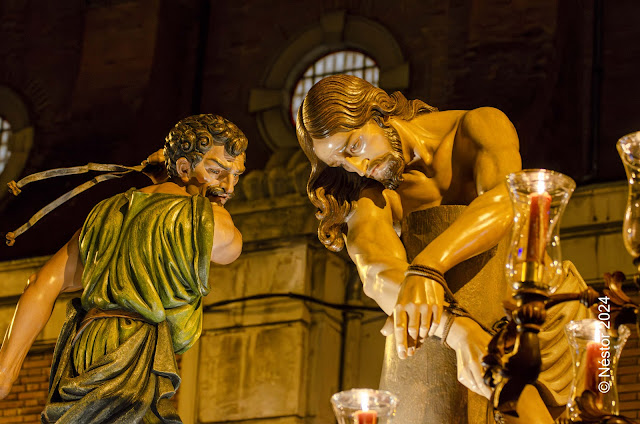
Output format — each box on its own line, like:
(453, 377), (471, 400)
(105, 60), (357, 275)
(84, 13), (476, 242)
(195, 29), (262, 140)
(238, 149), (310, 205)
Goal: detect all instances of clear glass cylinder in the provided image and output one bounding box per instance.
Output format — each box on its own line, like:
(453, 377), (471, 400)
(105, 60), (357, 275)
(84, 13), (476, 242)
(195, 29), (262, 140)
(331, 389), (398, 424)
(505, 169), (576, 293)
(617, 131), (640, 258)
(564, 319), (630, 421)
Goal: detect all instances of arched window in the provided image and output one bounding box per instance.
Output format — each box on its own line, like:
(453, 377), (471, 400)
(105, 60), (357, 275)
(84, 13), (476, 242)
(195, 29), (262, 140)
(249, 11), (408, 152)
(290, 51), (380, 123)
(0, 116), (11, 175)
(0, 86), (33, 202)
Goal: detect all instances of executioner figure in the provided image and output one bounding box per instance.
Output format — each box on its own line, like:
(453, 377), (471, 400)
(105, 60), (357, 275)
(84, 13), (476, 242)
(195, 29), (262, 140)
(297, 75), (520, 401)
(0, 114), (246, 423)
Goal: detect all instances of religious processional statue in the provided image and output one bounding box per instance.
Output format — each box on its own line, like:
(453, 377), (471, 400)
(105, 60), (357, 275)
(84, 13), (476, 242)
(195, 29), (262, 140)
(0, 114), (247, 423)
(296, 75), (588, 423)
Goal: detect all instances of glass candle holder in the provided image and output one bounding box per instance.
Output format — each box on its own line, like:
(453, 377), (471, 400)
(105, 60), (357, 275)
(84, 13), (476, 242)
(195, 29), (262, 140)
(564, 319), (630, 421)
(617, 131), (640, 258)
(505, 169), (576, 293)
(331, 389), (398, 424)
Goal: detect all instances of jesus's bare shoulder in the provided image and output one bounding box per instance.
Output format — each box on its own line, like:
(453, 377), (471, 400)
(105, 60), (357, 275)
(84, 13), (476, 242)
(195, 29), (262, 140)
(452, 107), (521, 196)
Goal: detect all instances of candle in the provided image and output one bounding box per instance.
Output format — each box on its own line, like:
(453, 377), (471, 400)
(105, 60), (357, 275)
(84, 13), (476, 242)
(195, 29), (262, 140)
(585, 341), (602, 393)
(584, 341), (606, 409)
(354, 410), (377, 424)
(526, 191), (552, 263)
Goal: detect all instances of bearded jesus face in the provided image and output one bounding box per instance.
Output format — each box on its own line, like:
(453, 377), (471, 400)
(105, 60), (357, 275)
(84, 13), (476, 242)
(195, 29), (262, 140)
(311, 119), (405, 190)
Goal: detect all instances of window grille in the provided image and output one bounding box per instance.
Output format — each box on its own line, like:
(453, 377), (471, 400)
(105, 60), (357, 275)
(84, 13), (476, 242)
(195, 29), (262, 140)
(291, 50), (379, 123)
(0, 116), (11, 175)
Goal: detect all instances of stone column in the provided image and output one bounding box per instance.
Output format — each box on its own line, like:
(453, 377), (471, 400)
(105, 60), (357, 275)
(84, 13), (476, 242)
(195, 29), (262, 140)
(379, 205), (509, 424)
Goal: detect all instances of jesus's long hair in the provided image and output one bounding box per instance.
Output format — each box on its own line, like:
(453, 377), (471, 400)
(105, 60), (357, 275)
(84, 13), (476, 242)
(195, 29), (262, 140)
(296, 75), (436, 251)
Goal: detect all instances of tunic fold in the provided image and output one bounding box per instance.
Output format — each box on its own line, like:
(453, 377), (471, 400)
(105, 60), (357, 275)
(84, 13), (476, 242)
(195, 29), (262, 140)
(42, 189), (213, 423)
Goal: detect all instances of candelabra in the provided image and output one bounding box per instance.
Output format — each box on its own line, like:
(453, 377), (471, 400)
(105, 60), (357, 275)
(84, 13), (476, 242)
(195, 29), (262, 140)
(483, 132), (640, 424)
(482, 168), (597, 417)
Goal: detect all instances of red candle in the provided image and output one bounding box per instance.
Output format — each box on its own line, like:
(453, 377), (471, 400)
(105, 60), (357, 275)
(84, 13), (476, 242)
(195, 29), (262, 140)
(526, 191), (552, 263)
(585, 341), (603, 393)
(354, 410), (377, 424)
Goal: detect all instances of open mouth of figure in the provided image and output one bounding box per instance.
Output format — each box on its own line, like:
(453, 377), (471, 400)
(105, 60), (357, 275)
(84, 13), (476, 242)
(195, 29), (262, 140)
(206, 187), (234, 205)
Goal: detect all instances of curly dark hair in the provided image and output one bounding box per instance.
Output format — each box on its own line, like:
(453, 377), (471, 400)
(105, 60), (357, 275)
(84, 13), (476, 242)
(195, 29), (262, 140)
(164, 114), (248, 178)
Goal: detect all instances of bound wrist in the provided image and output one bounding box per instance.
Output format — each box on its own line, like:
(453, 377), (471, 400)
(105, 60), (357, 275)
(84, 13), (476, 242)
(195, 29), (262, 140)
(405, 264), (455, 303)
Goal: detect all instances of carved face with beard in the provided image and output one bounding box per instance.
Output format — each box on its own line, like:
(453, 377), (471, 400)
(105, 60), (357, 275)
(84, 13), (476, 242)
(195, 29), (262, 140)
(311, 119), (405, 190)
(177, 144), (246, 206)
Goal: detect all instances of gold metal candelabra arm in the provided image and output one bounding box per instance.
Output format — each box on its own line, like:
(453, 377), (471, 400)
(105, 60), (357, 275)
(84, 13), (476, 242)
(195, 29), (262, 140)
(545, 286), (600, 309)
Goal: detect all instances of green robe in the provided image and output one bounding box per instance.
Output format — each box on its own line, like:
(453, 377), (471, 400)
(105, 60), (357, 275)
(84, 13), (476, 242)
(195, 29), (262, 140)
(42, 189), (213, 424)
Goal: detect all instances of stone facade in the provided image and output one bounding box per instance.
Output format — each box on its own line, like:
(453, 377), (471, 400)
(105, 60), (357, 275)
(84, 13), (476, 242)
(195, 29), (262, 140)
(0, 1), (639, 422)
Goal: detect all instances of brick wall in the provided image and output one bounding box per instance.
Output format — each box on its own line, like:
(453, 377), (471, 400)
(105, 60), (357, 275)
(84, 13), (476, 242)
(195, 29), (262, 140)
(619, 327), (640, 419)
(0, 350), (51, 423)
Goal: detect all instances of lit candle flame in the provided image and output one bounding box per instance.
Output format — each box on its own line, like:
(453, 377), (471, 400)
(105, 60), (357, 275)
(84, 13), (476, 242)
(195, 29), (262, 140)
(537, 171), (546, 194)
(359, 390), (369, 411)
